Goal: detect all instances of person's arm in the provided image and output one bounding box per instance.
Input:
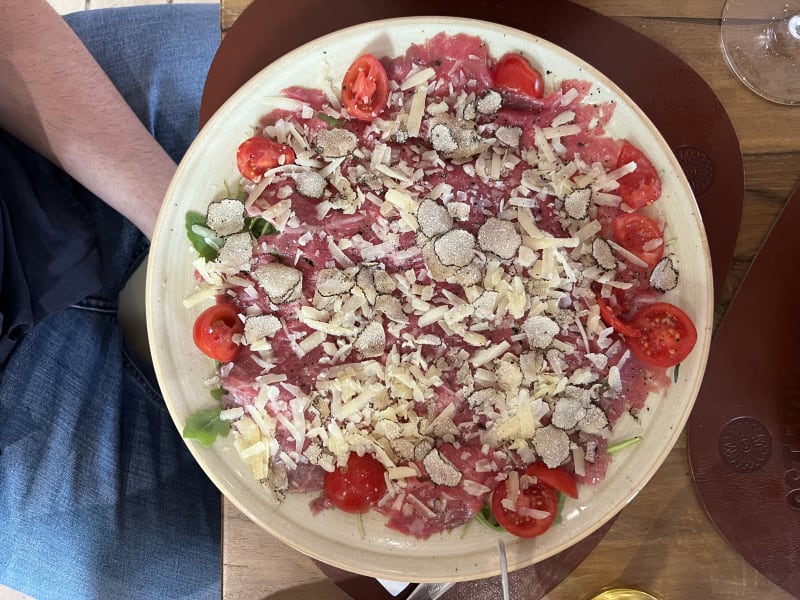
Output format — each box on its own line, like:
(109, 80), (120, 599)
(0, 0), (177, 239)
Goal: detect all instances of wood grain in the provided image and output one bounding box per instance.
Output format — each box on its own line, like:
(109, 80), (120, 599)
(216, 1), (800, 598)
(222, 500), (351, 600)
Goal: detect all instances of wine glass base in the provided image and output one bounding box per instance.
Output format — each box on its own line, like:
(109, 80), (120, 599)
(721, 0), (800, 105)
(589, 589), (659, 600)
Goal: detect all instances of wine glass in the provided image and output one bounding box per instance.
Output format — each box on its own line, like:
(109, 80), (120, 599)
(721, 0), (800, 104)
(589, 590), (659, 600)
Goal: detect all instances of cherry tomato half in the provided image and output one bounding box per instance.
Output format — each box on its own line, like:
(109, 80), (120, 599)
(192, 303), (244, 363)
(526, 463), (578, 499)
(492, 53), (545, 101)
(596, 291), (641, 339)
(236, 136), (296, 182)
(323, 452), (387, 513)
(615, 141), (662, 209)
(341, 55), (390, 121)
(612, 212), (665, 267)
(490, 472), (558, 538)
(626, 302), (697, 368)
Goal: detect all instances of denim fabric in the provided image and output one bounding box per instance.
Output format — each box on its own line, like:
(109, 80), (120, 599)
(0, 5), (222, 599)
(0, 133), (103, 365)
(64, 4), (221, 166)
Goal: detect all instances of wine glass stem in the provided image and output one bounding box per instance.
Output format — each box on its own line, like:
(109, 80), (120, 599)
(790, 14), (800, 38)
(768, 12), (800, 52)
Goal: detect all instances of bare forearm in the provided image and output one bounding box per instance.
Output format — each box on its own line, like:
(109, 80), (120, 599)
(0, 0), (175, 239)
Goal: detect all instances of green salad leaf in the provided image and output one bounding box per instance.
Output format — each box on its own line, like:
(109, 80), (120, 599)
(316, 112), (345, 128)
(186, 209), (279, 261)
(245, 216), (278, 238)
(474, 504), (505, 532)
(554, 491), (567, 525)
(223, 181), (246, 202)
(183, 406), (231, 448)
(185, 211), (220, 261)
(607, 436), (643, 455)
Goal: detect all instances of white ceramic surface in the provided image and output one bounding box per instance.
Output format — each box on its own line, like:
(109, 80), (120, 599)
(146, 16), (713, 582)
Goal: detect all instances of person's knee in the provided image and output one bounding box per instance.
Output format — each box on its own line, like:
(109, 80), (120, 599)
(63, 4), (221, 161)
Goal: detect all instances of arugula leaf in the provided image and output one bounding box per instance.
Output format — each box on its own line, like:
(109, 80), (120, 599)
(316, 112), (345, 127)
(183, 407), (231, 448)
(554, 491), (567, 525)
(607, 436), (643, 455)
(474, 504), (505, 532)
(223, 181), (246, 202)
(185, 211), (220, 261)
(245, 216), (278, 238)
(673, 362), (681, 383)
(186, 209), (277, 260)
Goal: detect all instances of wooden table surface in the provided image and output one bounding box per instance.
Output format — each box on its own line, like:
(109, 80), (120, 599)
(216, 1), (800, 598)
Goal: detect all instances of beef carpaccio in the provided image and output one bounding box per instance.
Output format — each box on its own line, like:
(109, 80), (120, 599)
(185, 32), (696, 540)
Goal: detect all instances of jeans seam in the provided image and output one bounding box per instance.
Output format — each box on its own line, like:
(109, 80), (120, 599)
(70, 303), (117, 314)
(71, 230), (149, 311)
(121, 345), (162, 406)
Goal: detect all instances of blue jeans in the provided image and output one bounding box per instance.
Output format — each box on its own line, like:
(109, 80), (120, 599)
(0, 5), (221, 599)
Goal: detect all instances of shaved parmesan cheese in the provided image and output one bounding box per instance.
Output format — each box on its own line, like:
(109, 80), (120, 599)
(406, 84), (428, 137)
(183, 286), (219, 308)
(606, 239), (650, 269)
(298, 330), (328, 353)
(471, 340), (510, 368)
(561, 87), (580, 106)
(543, 124), (582, 139)
(388, 466), (420, 479)
(400, 67), (436, 91)
(551, 110), (576, 127)
(220, 407), (245, 421)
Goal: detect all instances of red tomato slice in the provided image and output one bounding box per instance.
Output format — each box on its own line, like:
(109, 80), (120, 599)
(526, 463), (578, 499)
(236, 136), (296, 182)
(615, 141), (662, 209)
(492, 53), (545, 101)
(341, 54), (390, 121)
(323, 452), (387, 513)
(192, 303), (244, 363)
(596, 291), (641, 339)
(612, 212), (665, 267)
(490, 472), (558, 538)
(626, 302), (697, 368)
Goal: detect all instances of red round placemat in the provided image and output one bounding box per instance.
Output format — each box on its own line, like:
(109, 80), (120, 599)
(687, 180), (800, 598)
(200, 1), (743, 597)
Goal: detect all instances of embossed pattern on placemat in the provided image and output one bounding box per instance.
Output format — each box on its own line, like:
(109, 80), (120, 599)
(200, 0), (744, 597)
(688, 181), (800, 598)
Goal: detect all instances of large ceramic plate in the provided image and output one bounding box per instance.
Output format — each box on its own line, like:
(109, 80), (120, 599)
(147, 16), (712, 582)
